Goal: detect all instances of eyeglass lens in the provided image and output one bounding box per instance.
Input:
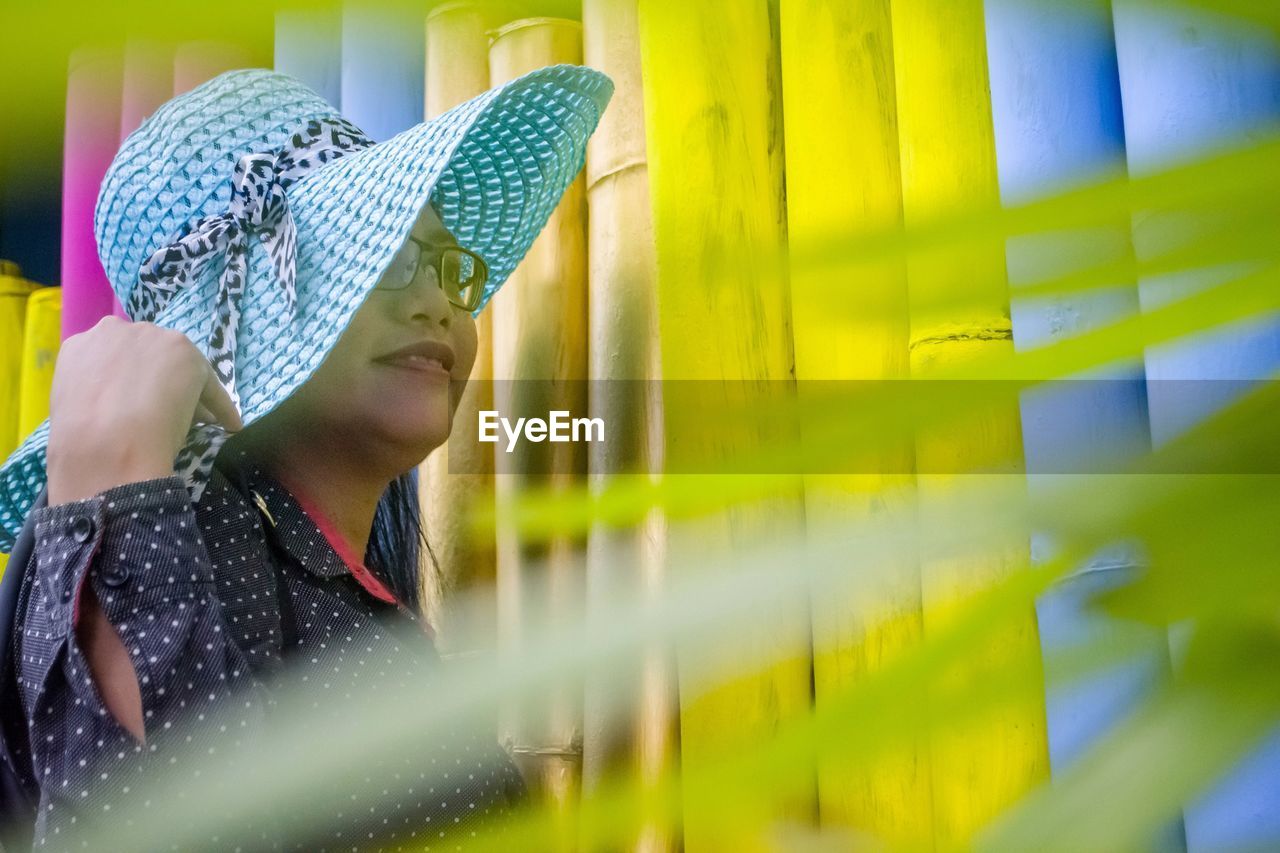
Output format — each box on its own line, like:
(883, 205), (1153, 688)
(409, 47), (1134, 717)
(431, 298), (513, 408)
(382, 239), (485, 310)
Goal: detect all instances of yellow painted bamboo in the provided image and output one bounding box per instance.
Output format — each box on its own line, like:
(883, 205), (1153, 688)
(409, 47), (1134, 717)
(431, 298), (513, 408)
(425, 3), (495, 119)
(581, 1), (677, 851)
(0, 265), (38, 460)
(636, 2), (813, 849)
(0, 262), (39, 578)
(489, 17), (590, 832)
(419, 0), (502, 654)
(778, 0), (931, 845)
(18, 287), (62, 438)
(889, 0), (1049, 842)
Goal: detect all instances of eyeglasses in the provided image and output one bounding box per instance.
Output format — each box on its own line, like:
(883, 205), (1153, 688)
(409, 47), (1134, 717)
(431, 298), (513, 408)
(377, 235), (488, 312)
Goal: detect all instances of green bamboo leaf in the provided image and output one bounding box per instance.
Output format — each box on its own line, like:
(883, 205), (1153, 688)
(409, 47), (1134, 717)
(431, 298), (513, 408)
(980, 628), (1280, 852)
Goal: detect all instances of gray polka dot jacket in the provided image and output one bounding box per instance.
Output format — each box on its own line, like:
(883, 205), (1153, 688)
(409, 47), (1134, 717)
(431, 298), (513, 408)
(0, 455), (525, 850)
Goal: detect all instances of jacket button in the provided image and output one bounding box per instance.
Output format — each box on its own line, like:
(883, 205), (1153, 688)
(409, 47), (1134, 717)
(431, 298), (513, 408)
(100, 564), (130, 588)
(70, 515), (95, 543)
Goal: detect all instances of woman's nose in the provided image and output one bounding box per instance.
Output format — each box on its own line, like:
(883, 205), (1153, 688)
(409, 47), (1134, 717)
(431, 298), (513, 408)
(402, 265), (453, 329)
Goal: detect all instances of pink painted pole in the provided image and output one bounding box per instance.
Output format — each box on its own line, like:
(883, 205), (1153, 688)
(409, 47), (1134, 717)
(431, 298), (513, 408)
(121, 40), (173, 140)
(60, 47), (123, 340)
(111, 40), (174, 319)
(173, 41), (251, 95)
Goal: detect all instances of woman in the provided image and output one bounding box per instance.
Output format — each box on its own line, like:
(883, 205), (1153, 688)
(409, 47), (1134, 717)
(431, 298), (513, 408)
(0, 65), (612, 849)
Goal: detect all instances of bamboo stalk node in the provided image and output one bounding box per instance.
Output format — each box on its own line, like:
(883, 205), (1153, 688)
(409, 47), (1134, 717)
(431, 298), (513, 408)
(489, 17), (583, 42)
(909, 320), (1014, 354)
(508, 743), (586, 758)
(427, 1), (483, 21)
(585, 156), (648, 191)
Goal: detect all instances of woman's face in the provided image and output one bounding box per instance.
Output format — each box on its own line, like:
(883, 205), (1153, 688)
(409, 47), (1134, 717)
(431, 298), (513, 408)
(254, 203), (480, 468)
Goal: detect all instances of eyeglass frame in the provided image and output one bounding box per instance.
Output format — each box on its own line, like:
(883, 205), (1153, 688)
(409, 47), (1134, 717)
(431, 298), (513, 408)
(376, 235), (489, 312)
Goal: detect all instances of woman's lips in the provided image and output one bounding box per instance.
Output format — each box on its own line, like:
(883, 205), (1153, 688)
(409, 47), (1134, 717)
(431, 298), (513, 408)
(375, 353), (452, 379)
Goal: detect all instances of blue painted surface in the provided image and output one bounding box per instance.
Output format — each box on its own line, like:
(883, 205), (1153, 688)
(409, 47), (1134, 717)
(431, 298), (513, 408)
(1112, 3), (1280, 849)
(987, 0), (1127, 204)
(1036, 562), (1169, 763)
(1113, 2), (1280, 445)
(340, 4), (426, 142)
(986, 4), (1186, 846)
(985, 0), (1150, 478)
(275, 8), (343, 109)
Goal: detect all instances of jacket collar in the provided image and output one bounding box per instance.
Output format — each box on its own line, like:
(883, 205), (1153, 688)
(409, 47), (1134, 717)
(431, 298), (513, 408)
(211, 450), (406, 609)
(213, 450), (349, 580)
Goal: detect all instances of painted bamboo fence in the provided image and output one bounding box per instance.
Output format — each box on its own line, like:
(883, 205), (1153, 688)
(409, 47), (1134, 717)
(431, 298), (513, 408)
(891, 0), (1051, 840)
(173, 41), (252, 96)
(5, 0), (1278, 849)
(0, 264), (41, 579)
(489, 15), (592, 827)
(580, 2), (677, 851)
(1112, 4), (1280, 847)
(17, 287), (61, 441)
(419, 0), (502, 656)
(0, 282), (62, 577)
(275, 7), (342, 108)
(340, 3), (424, 142)
(61, 47), (123, 338)
(116, 40), (174, 320)
(638, 2), (813, 848)
(985, 1), (1186, 846)
(778, 0), (928, 844)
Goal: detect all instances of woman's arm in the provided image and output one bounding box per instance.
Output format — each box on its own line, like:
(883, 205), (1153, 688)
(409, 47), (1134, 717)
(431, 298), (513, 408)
(76, 584), (145, 741)
(12, 317), (252, 841)
(33, 316), (243, 738)
(16, 474), (266, 844)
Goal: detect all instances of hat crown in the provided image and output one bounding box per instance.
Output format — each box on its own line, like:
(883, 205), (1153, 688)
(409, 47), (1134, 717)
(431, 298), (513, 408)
(94, 69), (341, 314)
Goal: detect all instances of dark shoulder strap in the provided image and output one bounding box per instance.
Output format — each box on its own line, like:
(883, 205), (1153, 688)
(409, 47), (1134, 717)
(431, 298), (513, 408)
(0, 487), (47, 848)
(0, 487), (44, 684)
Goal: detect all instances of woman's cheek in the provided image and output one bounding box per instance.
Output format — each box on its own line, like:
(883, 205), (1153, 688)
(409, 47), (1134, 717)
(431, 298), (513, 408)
(452, 318), (479, 381)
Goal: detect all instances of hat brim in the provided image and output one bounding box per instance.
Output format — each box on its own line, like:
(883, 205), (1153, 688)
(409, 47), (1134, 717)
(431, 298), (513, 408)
(0, 63), (612, 552)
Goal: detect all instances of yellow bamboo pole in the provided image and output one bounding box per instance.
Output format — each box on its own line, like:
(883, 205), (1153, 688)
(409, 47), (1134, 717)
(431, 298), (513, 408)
(18, 287), (62, 438)
(889, 0), (1049, 842)
(419, 0), (501, 654)
(778, 0), (931, 844)
(489, 16), (590, 832)
(425, 3), (495, 119)
(0, 264), (38, 461)
(0, 262), (39, 578)
(636, 2), (813, 848)
(581, 1), (677, 851)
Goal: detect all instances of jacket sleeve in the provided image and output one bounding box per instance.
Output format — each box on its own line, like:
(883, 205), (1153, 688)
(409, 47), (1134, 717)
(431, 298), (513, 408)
(14, 475), (267, 842)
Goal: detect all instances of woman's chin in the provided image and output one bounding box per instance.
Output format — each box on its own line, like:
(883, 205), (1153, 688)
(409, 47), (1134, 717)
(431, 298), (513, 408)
(371, 386), (453, 440)
(374, 412), (454, 457)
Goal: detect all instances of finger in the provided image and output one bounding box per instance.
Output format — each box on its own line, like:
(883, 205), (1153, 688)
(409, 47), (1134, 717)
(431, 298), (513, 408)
(197, 364), (243, 432)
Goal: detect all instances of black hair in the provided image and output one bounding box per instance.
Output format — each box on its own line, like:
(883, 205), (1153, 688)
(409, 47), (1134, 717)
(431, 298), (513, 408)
(364, 469), (437, 612)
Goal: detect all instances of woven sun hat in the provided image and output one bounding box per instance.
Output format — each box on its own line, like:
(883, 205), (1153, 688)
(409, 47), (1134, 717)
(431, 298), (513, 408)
(0, 64), (614, 552)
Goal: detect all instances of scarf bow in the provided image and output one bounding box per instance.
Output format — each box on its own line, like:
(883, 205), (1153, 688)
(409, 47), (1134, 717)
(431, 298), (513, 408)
(130, 116), (375, 501)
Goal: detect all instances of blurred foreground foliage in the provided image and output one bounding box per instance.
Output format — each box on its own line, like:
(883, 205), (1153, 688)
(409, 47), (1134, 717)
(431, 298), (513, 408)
(4, 0), (1275, 849)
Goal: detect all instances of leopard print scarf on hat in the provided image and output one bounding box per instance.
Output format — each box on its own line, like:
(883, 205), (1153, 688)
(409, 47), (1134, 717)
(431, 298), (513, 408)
(130, 116), (376, 504)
